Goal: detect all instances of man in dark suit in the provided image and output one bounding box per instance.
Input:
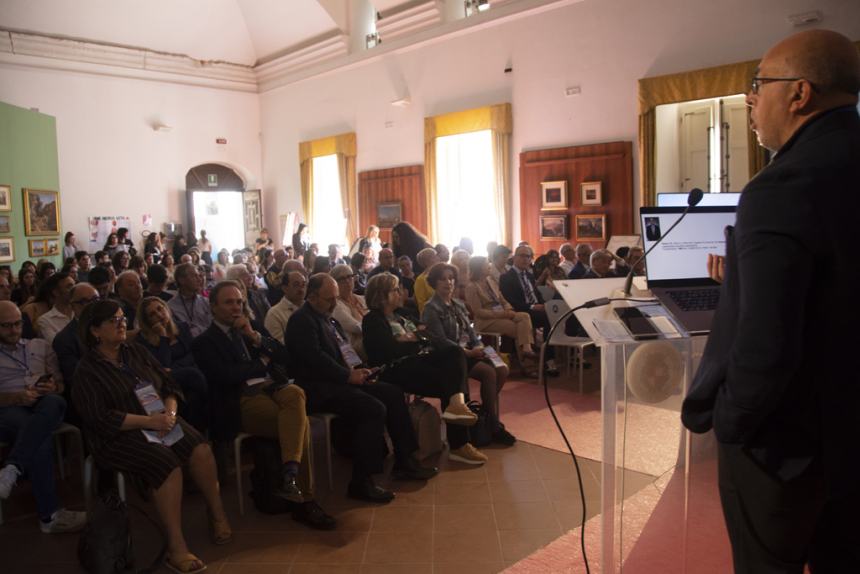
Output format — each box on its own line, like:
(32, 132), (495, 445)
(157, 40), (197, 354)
(192, 280), (335, 530)
(499, 245), (558, 374)
(644, 217), (661, 241)
(682, 29), (860, 573)
(567, 243), (592, 279)
(286, 274), (436, 504)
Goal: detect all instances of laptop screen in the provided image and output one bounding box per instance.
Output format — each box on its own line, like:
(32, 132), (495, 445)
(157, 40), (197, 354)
(656, 192), (741, 207)
(640, 206), (736, 284)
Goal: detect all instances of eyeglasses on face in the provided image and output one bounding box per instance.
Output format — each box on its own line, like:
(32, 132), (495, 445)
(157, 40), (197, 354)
(72, 296), (101, 306)
(108, 316), (128, 327)
(749, 76), (809, 95)
(0, 320), (23, 329)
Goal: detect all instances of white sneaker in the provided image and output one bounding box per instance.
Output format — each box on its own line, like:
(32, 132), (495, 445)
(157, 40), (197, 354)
(0, 464), (21, 499)
(448, 443), (488, 465)
(40, 508), (87, 534)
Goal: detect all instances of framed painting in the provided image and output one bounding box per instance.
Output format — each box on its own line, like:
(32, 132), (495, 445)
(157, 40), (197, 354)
(0, 215), (10, 234)
(45, 238), (61, 257)
(23, 189), (61, 236)
(28, 239), (46, 258)
(575, 214), (606, 241)
(581, 181), (603, 206)
(0, 185), (11, 212)
(539, 214), (569, 240)
(377, 202), (402, 229)
(540, 181), (568, 210)
(0, 237), (13, 262)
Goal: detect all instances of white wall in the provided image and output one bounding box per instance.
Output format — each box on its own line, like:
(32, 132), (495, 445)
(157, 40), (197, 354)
(259, 0), (860, 242)
(0, 66), (261, 251)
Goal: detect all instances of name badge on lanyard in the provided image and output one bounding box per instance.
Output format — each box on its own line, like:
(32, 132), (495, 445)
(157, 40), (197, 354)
(332, 325), (363, 368)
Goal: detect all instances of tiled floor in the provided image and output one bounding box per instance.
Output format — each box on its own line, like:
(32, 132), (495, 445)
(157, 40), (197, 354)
(0, 370), (658, 573)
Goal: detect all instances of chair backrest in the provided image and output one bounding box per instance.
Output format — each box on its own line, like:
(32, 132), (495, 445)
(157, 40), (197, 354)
(544, 298), (571, 327)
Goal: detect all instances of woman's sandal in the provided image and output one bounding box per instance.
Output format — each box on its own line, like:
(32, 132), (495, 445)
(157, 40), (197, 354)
(208, 513), (233, 546)
(165, 552), (207, 574)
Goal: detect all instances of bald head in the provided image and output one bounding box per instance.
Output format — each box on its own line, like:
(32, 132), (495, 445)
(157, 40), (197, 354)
(0, 301), (22, 346)
(70, 283), (100, 318)
(770, 29), (860, 98)
(306, 273), (338, 316)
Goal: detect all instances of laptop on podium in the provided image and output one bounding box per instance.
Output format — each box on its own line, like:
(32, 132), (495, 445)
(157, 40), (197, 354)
(639, 206), (737, 335)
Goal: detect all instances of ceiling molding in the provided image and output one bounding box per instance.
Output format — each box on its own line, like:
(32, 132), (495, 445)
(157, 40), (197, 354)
(255, 32), (349, 92)
(376, 0), (443, 43)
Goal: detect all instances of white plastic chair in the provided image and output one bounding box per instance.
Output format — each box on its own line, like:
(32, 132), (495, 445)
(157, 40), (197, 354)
(544, 299), (594, 393)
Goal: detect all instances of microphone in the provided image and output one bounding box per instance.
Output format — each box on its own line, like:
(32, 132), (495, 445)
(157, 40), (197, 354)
(622, 188), (704, 297)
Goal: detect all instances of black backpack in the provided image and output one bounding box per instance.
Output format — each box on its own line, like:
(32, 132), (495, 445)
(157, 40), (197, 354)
(248, 437), (293, 515)
(77, 491), (135, 574)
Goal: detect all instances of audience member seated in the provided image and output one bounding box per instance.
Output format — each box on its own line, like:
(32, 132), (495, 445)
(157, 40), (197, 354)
(362, 273), (486, 465)
(12, 266), (37, 306)
(434, 243), (450, 263)
(311, 255), (332, 275)
(390, 221), (432, 273)
(73, 300), (230, 572)
(145, 263), (174, 302)
(583, 249), (617, 278)
(328, 244), (348, 267)
(499, 245), (559, 375)
(115, 270), (144, 328)
(489, 244), (512, 286)
(394, 255), (417, 297)
(558, 243), (576, 275)
(348, 253), (368, 295)
(111, 250), (130, 276)
(226, 264), (270, 323)
(464, 256), (539, 375)
(0, 275), (11, 303)
(213, 249), (230, 282)
(60, 260), (79, 282)
(86, 265), (112, 301)
(0, 301), (87, 534)
(52, 283), (100, 424)
(534, 249), (566, 289)
(613, 246), (631, 276)
(287, 274), (437, 503)
(449, 249), (470, 301)
(567, 243), (593, 279)
(116, 227), (136, 256)
(22, 272), (67, 331)
(161, 253), (176, 286)
(34, 272), (75, 344)
(369, 248), (398, 279)
(168, 263), (212, 338)
(264, 270), (307, 345)
(143, 231), (163, 264)
(627, 246), (645, 276)
(136, 297), (209, 434)
(423, 264), (515, 446)
(192, 282), (335, 529)
(413, 247), (440, 314)
(330, 265), (369, 358)
(264, 249), (289, 305)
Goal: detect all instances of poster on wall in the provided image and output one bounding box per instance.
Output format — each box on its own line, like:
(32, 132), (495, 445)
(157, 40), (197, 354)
(88, 216), (131, 252)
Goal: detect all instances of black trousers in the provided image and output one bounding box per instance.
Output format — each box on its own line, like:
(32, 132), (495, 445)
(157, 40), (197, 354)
(380, 346), (470, 449)
(528, 308), (555, 360)
(718, 443), (859, 573)
(301, 380), (418, 482)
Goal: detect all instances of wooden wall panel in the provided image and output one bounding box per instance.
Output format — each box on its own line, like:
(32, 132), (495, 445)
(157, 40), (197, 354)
(358, 165), (425, 245)
(519, 141), (633, 252)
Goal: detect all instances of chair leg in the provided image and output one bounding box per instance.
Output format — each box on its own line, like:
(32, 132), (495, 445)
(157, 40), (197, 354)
(116, 472), (126, 502)
(234, 439), (244, 516)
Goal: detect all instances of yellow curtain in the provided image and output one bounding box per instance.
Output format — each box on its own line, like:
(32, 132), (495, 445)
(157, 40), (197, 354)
(300, 158), (313, 225)
(337, 153), (358, 242)
(637, 59), (759, 206)
(298, 131), (356, 237)
(424, 103), (512, 243)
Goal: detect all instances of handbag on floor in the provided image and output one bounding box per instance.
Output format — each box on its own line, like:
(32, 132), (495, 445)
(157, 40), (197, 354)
(467, 401), (494, 447)
(77, 491), (135, 574)
(409, 398), (443, 460)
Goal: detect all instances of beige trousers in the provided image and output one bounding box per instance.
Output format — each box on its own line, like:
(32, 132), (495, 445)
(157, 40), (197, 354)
(475, 312), (535, 354)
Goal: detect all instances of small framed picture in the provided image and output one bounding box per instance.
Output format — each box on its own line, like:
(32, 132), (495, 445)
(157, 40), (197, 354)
(28, 239), (46, 258)
(23, 188), (61, 236)
(575, 214), (606, 241)
(581, 181), (603, 206)
(0, 185), (11, 212)
(541, 181), (568, 210)
(377, 202), (402, 229)
(539, 214), (569, 240)
(45, 238), (61, 256)
(0, 215), (10, 234)
(0, 237), (14, 262)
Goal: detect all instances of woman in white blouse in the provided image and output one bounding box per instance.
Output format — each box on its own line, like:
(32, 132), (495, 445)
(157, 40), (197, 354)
(330, 264), (369, 359)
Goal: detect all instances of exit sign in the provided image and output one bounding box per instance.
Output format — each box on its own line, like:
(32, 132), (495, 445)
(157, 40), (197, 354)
(216, 138), (227, 144)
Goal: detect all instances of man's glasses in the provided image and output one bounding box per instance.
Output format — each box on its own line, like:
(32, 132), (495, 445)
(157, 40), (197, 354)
(749, 76), (807, 95)
(72, 296), (100, 306)
(0, 320), (23, 329)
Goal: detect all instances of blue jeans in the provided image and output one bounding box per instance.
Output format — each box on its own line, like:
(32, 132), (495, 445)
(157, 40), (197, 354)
(0, 394), (66, 520)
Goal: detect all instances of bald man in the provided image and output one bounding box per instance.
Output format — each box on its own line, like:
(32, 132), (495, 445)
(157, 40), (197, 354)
(682, 30), (860, 573)
(0, 301), (87, 533)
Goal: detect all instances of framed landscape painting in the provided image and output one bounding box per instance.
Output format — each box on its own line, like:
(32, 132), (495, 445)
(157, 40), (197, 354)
(575, 214), (606, 241)
(0, 237), (13, 262)
(377, 202), (402, 229)
(0, 185), (11, 212)
(540, 214), (568, 240)
(23, 189), (61, 236)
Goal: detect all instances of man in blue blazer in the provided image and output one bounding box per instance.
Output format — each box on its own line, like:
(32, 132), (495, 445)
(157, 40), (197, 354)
(682, 29), (860, 573)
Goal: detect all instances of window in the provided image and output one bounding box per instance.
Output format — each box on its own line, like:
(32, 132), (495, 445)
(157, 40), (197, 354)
(311, 154), (346, 248)
(435, 129), (498, 255)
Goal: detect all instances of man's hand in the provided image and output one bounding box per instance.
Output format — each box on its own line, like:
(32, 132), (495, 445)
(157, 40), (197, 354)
(707, 254), (726, 284)
(466, 347), (485, 359)
(19, 388), (40, 406)
(348, 368), (371, 385)
(531, 304), (545, 312)
(396, 332), (418, 342)
(35, 375), (57, 395)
